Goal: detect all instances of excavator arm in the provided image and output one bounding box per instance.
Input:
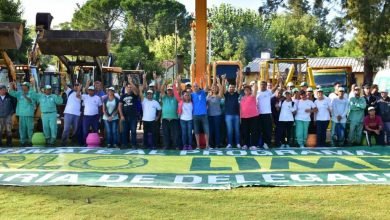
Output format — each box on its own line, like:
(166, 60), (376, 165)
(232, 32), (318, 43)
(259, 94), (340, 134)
(1, 50), (16, 81)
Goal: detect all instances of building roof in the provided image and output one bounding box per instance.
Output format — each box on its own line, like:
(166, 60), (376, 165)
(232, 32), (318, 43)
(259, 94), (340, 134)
(245, 57), (365, 73)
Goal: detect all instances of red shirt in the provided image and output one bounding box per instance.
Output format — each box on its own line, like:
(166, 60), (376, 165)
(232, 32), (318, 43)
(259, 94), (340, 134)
(364, 115), (383, 130)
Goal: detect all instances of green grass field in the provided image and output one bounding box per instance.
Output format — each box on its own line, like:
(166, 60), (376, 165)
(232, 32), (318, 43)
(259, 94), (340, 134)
(0, 185), (389, 219)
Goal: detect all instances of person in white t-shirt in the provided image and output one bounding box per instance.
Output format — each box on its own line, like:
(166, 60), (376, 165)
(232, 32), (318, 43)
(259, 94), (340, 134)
(81, 86), (103, 144)
(61, 83), (82, 146)
(331, 87), (349, 146)
(275, 90), (297, 148)
(314, 88), (331, 147)
(257, 80), (278, 149)
(140, 86), (161, 149)
(295, 90), (317, 148)
(329, 82), (348, 101)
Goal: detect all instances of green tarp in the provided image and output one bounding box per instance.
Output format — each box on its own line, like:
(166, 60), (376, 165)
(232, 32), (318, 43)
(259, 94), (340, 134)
(0, 147), (389, 189)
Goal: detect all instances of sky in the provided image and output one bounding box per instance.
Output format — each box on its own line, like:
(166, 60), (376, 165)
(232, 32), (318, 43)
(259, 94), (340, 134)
(20, 0), (262, 27)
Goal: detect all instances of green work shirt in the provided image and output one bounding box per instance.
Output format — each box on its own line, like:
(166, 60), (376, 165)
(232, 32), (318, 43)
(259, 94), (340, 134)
(9, 89), (36, 117)
(33, 93), (63, 113)
(161, 95), (178, 119)
(348, 96), (366, 123)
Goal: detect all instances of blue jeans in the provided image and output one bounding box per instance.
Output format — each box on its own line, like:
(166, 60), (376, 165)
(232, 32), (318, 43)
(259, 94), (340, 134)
(121, 117), (138, 147)
(83, 114), (100, 144)
(180, 119), (193, 146)
(225, 114), (240, 145)
(316, 120), (329, 147)
(104, 119), (119, 145)
(208, 115), (222, 147)
(61, 113), (80, 145)
(331, 122), (346, 146)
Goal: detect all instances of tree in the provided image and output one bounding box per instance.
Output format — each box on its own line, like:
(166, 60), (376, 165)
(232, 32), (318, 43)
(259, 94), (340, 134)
(0, 0), (32, 64)
(149, 34), (189, 63)
(121, 0), (189, 40)
(342, 0), (390, 84)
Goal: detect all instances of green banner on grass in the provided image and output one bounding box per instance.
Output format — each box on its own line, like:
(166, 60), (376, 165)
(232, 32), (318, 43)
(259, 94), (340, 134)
(0, 147), (389, 189)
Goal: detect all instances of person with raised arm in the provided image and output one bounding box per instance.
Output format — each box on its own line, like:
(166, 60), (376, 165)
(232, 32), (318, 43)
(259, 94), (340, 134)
(160, 79), (179, 150)
(207, 75), (224, 148)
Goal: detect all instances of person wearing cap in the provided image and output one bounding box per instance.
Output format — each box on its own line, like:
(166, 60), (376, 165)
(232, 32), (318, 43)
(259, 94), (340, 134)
(9, 80), (36, 146)
(348, 84), (357, 100)
(348, 86), (366, 145)
(331, 87), (349, 146)
(160, 81), (179, 150)
(61, 83), (82, 146)
(102, 87), (120, 148)
(371, 84), (381, 100)
(329, 82), (348, 101)
(118, 80), (140, 149)
(185, 82), (192, 92)
(292, 88), (300, 102)
(275, 90), (296, 148)
(0, 84), (16, 146)
(139, 83), (161, 149)
(31, 84), (63, 146)
(364, 107), (384, 145)
(376, 88), (390, 145)
(191, 74), (210, 149)
(240, 74), (260, 150)
(314, 88), (331, 147)
(257, 79), (280, 149)
(363, 84), (377, 115)
(287, 82), (295, 90)
(300, 82), (308, 92)
(223, 72), (242, 149)
(81, 85), (103, 145)
(295, 90), (317, 148)
(142, 72), (160, 101)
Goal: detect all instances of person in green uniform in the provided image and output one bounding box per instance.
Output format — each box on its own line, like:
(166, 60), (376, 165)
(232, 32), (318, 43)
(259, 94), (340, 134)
(32, 85), (63, 146)
(9, 81), (36, 146)
(348, 86), (367, 145)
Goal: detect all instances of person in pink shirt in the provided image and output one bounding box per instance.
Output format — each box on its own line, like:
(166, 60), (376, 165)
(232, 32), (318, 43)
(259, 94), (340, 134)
(240, 74), (259, 150)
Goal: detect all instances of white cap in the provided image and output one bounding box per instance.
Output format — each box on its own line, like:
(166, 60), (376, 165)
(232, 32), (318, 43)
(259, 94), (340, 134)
(185, 82), (191, 86)
(287, 82), (294, 87)
(167, 84), (173, 90)
(149, 82), (156, 87)
(88, 86), (95, 90)
(147, 89), (154, 94)
(108, 87), (115, 91)
(368, 106), (375, 111)
(44, 85), (52, 90)
(338, 87), (345, 92)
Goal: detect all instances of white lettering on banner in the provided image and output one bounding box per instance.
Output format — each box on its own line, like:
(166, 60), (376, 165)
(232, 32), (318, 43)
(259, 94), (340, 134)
(203, 150), (224, 156)
(262, 174), (289, 183)
(174, 175), (202, 184)
(131, 175), (156, 184)
(356, 150), (380, 156)
(22, 149), (55, 154)
(384, 173), (390, 178)
(96, 149), (114, 154)
(275, 150), (298, 156)
(49, 174), (78, 183)
(226, 150), (247, 156)
(35, 173), (57, 183)
(0, 149), (14, 154)
(300, 150), (323, 155)
(354, 173), (386, 182)
(250, 150), (273, 156)
(53, 149), (75, 154)
(124, 150), (146, 155)
(180, 150), (200, 155)
(4, 173), (39, 183)
(235, 175), (261, 184)
(149, 150), (166, 155)
(290, 174), (324, 182)
(208, 175), (230, 184)
(79, 149), (96, 153)
(321, 150), (354, 156)
(327, 174), (358, 182)
(97, 174), (128, 183)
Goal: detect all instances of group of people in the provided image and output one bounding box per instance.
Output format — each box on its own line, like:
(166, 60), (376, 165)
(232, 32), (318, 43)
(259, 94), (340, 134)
(0, 70), (389, 150)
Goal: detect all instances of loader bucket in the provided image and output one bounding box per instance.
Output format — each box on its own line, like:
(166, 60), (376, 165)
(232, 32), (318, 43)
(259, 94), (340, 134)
(0, 22), (23, 49)
(37, 30), (111, 56)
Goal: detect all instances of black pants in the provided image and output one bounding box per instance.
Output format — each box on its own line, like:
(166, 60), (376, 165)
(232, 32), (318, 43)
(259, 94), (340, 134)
(241, 116), (259, 147)
(143, 121), (157, 149)
(275, 121), (293, 146)
(259, 114), (273, 145)
(162, 119), (179, 149)
(366, 130), (384, 145)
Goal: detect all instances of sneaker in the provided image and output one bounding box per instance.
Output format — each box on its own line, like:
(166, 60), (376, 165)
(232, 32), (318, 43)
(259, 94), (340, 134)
(241, 145), (248, 150)
(187, 145), (193, 150)
(182, 146), (188, 150)
(113, 144), (119, 148)
(263, 143), (269, 149)
(195, 147), (200, 150)
(249, 146), (258, 150)
(226, 144), (232, 149)
(299, 145), (305, 148)
(285, 144), (291, 148)
(279, 144), (285, 148)
(107, 144), (112, 148)
(236, 144), (241, 149)
(206, 146), (213, 150)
